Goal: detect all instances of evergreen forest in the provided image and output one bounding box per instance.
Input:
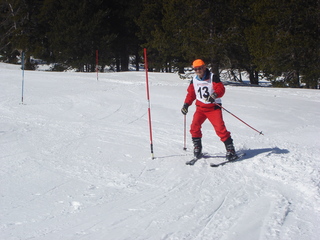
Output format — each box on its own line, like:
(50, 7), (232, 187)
(1, 0), (319, 88)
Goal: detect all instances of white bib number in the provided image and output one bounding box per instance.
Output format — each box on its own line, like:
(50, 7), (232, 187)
(193, 74), (222, 104)
(194, 80), (213, 104)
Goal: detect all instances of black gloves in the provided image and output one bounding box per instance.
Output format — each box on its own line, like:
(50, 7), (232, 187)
(206, 93), (217, 103)
(181, 103), (189, 115)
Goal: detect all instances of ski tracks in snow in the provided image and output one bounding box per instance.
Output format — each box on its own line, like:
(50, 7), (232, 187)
(1, 65), (319, 240)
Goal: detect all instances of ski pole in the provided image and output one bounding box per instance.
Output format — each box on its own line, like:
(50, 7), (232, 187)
(216, 104), (264, 135)
(183, 115), (187, 150)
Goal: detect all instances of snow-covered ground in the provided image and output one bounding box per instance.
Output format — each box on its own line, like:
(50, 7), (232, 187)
(1, 62), (319, 240)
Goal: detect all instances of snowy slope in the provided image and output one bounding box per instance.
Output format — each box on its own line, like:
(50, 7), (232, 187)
(1, 62), (319, 240)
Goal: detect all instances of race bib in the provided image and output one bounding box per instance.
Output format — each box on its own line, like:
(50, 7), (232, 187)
(192, 74), (221, 104)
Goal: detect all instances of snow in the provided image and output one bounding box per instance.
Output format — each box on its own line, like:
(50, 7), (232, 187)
(1, 62), (319, 240)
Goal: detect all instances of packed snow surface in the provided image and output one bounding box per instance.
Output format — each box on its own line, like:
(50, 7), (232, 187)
(1, 62), (319, 240)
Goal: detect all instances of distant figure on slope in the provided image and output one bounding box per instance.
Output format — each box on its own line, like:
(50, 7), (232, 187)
(181, 59), (238, 161)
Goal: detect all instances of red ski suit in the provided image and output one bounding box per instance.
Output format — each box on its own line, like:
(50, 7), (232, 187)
(184, 70), (231, 142)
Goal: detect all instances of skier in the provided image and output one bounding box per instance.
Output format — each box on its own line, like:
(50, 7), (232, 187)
(181, 59), (238, 161)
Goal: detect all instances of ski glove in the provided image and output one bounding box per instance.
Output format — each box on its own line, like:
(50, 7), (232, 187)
(206, 93), (218, 103)
(181, 103), (189, 115)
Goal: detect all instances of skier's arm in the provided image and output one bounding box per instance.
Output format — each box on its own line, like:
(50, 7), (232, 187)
(184, 81), (196, 106)
(212, 75), (225, 98)
(181, 81), (196, 115)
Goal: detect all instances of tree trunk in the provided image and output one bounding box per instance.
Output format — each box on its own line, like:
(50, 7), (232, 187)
(210, 58), (219, 76)
(135, 51), (140, 71)
(120, 53), (129, 71)
(254, 71), (259, 84)
(248, 69), (259, 85)
(116, 57), (120, 72)
(238, 69), (243, 82)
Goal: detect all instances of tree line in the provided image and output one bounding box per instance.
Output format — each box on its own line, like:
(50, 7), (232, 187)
(1, 0), (319, 88)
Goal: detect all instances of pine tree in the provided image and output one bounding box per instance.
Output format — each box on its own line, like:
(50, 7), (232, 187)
(135, 0), (165, 71)
(0, 0), (43, 68)
(107, 0), (143, 71)
(43, 0), (115, 71)
(246, 0), (320, 88)
(137, 0), (242, 74)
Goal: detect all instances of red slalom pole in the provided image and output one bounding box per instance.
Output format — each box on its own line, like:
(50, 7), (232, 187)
(217, 104), (264, 135)
(144, 48), (155, 159)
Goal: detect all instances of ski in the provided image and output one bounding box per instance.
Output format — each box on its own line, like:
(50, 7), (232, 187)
(185, 152), (246, 167)
(185, 152), (209, 165)
(185, 156), (202, 165)
(185, 153), (222, 165)
(210, 152), (246, 167)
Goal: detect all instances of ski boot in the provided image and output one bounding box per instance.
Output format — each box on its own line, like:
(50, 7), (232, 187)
(224, 137), (238, 161)
(192, 137), (202, 159)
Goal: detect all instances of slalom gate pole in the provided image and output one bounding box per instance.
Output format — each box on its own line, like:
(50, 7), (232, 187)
(144, 48), (155, 159)
(96, 50), (99, 81)
(216, 104), (264, 135)
(183, 115), (187, 150)
(21, 51), (25, 104)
